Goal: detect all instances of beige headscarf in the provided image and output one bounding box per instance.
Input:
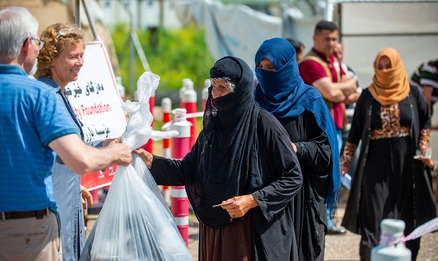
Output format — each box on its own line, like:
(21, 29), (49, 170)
(368, 48), (410, 105)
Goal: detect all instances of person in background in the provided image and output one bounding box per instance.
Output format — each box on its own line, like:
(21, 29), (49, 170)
(330, 42), (361, 229)
(299, 20), (357, 150)
(409, 59), (438, 115)
(340, 47), (436, 261)
(0, 6), (132, 261)
(299, 20), (357, 235)
(35, 23), (119, 261)
(286, 38), (305, 62)
(333, 42), (361, 171)
(135, 56), (303, 261)
(333, 42), (360, 97)
(254, 37), (340, 261)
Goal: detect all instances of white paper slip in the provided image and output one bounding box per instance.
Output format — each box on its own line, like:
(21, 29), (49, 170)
(341, 173), (352, 190)
(413, 148), (432, 159)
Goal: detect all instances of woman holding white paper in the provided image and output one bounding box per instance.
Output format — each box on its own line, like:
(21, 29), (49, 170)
(340, 48), (436, 261)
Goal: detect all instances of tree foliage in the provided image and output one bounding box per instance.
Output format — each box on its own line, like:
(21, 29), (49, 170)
(112, 23), (215, 99)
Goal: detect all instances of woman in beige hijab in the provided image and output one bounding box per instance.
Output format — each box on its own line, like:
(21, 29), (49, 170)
(339, 48), (436, 261)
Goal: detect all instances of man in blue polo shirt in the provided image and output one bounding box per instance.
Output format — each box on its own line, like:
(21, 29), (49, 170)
(0, 6), (132, 261)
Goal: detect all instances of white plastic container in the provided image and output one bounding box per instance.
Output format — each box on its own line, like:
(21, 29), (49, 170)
(371, 219), (411, 261)
(179, 78), (192, 107)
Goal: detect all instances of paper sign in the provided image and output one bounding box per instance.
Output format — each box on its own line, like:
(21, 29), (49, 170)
(65, 41), (127, 190)
(80, 164), (117, 191)
(65, 41), (126, 142)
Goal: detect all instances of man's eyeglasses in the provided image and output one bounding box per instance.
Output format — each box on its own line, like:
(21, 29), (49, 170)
(22, 37), (45, 50)
(56, 27), (81, 39)
(32, 38), (45, 50)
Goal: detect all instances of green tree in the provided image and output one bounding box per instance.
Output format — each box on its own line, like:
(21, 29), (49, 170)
(112, 23), (215, 100)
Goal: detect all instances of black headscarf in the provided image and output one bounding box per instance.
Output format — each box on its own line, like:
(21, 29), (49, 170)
(193, 56), (262, 228)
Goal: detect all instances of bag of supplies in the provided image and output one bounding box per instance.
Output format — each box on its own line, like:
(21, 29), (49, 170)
(79, 72), (192, 261)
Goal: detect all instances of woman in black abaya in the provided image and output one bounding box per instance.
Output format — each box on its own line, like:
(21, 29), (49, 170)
(254, 37), (340, 261)
(135, 56), (303, 261)
(340, 48), (436, 261)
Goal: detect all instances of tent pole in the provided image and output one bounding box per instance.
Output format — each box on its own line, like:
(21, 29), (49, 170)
(75, 0), (80, 26)
(81, 0), (99, 40)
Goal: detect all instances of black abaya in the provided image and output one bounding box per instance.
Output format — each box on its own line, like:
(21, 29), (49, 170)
(341, 88), (437, 261)
(278, 110), (332, 261)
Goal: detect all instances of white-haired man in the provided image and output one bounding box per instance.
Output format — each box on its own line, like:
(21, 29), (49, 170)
(0, 6), (132, 260)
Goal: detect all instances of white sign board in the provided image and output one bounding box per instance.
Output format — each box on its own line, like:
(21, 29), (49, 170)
(65, 41), (126, 142)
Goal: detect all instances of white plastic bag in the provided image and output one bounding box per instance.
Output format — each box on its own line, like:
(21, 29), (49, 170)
(80, 72), (192, 261)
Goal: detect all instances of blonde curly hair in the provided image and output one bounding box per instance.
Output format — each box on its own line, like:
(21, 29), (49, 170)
(35, 23), (84, 79)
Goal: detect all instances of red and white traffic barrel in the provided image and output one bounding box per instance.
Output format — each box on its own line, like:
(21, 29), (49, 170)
(170, 186), (190, 246)
(170, 108), (191, 245)
(179, 78), (192, 108)
(146, 91), (155, 153)
(140, 91), (155, 153)
(182, 81), (197, 149)
(161, 97), (172, 203)
(161, 97), (172, 158)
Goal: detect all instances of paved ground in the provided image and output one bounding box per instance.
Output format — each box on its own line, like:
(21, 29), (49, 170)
(184, 189), (438, 261)
(86, 193), (438, 261)
(186, 211), (438, 261)
(85, 135), (438, 260)
(87, 207), (438, 261)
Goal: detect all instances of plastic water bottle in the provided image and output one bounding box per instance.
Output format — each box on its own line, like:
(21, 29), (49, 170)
(371, 219), (411, 261)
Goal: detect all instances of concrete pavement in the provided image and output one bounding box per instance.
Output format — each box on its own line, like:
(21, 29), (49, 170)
(185, 190), (438, 261)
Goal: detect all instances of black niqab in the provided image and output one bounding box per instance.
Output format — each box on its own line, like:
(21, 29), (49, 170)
(192, 56), (262, 228)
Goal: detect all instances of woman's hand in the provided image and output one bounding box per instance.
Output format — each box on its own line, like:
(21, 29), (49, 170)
(221, 194), (259, 219)
(419, 156), (435, 169)
(419, 144), (428, 157)
(134, 148), (153, 169)
(291, 142), (297, 153)
(81, 185), (93, 209)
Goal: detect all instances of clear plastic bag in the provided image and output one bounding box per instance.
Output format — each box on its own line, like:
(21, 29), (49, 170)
(80, 72), (192, 261)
